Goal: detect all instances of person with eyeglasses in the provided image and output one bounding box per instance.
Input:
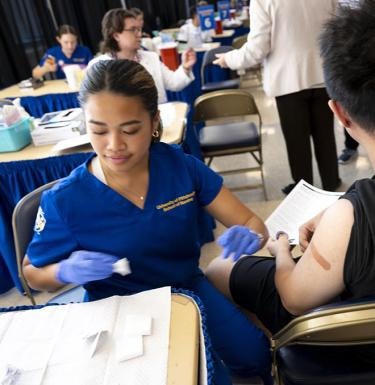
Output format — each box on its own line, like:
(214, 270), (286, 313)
(88, 9), (196, 104)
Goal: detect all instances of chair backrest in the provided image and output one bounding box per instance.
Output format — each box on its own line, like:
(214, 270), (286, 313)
(193, 89), (261, 125)
(200, 45), (235, 85)
(272, 299), (375, 351)
(12, 179), (60, 303)
(232, 34), (248, 50)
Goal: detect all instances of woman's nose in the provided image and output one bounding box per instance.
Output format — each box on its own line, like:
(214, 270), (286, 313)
(108, 132), (126, 151)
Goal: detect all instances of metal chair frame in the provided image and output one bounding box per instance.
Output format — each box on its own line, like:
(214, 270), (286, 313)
(12, 180), (61, 305)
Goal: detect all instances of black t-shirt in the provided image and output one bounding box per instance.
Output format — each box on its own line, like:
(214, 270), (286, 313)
(341, 176), (375, 299)
(340, 176), (375, 365)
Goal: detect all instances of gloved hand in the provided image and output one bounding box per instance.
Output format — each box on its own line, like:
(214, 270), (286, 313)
(217, 225), (262, 261)
(56, 250), (119, 285)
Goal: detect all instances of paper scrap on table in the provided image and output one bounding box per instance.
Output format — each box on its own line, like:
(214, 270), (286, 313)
(83, 330), (108, 358)
(117, 334), (144, 362)
(113, 258), (131, 276)
(124, 315), (152, 336)
(0, 364), (20, 385)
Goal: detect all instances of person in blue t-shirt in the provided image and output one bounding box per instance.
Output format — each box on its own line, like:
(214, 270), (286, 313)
(32, 24), (93, 80)
(23, 59), (272, 385)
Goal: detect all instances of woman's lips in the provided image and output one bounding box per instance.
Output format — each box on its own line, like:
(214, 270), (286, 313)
(106, 154), (131, 164)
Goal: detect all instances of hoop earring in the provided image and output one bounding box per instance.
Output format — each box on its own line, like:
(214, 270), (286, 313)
(152, 130), (160, 138)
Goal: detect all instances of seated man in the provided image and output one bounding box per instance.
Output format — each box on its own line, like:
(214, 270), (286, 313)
(177, 5), (212, 47)
(206, 0), (375, 344)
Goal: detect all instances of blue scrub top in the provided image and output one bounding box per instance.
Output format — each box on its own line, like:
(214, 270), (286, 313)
(39, 45), (93, 79)
(27, 143), (223, 300)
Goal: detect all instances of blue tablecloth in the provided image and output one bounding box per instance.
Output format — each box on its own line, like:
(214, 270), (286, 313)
(18, 92), (80, 118)
(225, 24), (250, 39)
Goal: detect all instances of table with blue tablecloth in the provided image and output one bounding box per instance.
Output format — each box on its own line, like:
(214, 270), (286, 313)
(0, 80), (79, 118)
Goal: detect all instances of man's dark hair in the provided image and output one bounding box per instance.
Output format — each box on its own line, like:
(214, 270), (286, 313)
(320, 0), (375, 133)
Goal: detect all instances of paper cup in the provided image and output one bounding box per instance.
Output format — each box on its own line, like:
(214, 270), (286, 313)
(62, 64), (81, 90)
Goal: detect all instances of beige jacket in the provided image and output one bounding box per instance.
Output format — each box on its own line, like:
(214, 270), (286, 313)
(224, 0), (338, 97)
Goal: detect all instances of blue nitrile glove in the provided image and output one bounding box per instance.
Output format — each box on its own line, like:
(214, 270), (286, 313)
(56, 250), (118, 285)
(217, 225), (262, 262)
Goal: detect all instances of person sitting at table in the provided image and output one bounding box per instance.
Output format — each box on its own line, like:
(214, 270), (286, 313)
(23, 59), (272, 385)
(205, 0), (375, 355)
(88, 9), (196, 104)
(129, 7), (153, 37)
(32, 24), (93, 80)
(177, 5), (212, 46)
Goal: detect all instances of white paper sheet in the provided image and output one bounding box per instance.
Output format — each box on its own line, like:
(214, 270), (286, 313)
(265, 179), (344, 244)
(0, 287), (171, 385)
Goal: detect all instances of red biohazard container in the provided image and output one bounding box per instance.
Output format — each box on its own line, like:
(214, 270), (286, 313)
(159, 42), (180, 70)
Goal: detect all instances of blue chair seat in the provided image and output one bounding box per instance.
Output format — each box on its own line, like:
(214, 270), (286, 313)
(199, 121), (259, 153)
(201, 78), (241, 93)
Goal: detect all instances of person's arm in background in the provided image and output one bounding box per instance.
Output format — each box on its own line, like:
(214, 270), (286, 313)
(159, 48), (196, 91)
(32, 54), (57, 79)
(267, 199), (353, 315)
(213, 0), (272, 69)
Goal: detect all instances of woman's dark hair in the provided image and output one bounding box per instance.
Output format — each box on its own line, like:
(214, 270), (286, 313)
(100, 8), (136, 53)
(79, 60), (162, 141)
(57, 24), (78, 38)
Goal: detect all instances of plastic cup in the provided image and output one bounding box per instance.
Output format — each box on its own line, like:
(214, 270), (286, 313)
(158, 42), (180, 71)
(62, 64), (81, 90)
(215, 18), (223, 35)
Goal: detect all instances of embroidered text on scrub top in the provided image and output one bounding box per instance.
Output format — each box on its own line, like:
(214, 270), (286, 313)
(156, 191), (196, 212)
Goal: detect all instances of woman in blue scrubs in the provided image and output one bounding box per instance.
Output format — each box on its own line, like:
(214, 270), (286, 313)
(32, 24), (93, 80)
(23, 60), (272, 385)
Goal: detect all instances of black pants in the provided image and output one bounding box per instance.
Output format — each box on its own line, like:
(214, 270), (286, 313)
(230, 256), (294, 334)
(275, 88), (340, 190)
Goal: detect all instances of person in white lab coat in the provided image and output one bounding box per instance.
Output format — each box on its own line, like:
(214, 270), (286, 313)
(89, 8), (196, 104)
(177, 5), (212, 47)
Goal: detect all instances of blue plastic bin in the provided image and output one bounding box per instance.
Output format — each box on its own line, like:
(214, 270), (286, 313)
(0, 118), (32, 153)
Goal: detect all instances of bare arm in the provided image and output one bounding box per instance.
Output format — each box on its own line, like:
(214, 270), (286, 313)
(22, 255), (65, 291)
(299, 209), (325, 252)
(205, 186), (269, 247)
(32, 61), (57, 79)
(269, 199), (353, 315)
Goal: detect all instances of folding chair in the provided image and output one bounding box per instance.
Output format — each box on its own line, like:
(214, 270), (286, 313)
(194, 89), (267, 198)
(200, 45), (240, 93)
(12, 179), (84, 305)
(272, 298), (375, 385)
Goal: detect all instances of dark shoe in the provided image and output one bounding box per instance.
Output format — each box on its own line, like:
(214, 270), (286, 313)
(281, 183), (296, 195)
(338, 148), (358, 164)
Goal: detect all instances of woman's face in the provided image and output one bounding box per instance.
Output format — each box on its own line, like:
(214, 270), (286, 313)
(85, 91), (159, 174)
(57, 33), (78, 58)
(113, 17), (142, 53)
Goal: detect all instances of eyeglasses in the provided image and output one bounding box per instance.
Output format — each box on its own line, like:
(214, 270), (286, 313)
(122, 27), (142, 35)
